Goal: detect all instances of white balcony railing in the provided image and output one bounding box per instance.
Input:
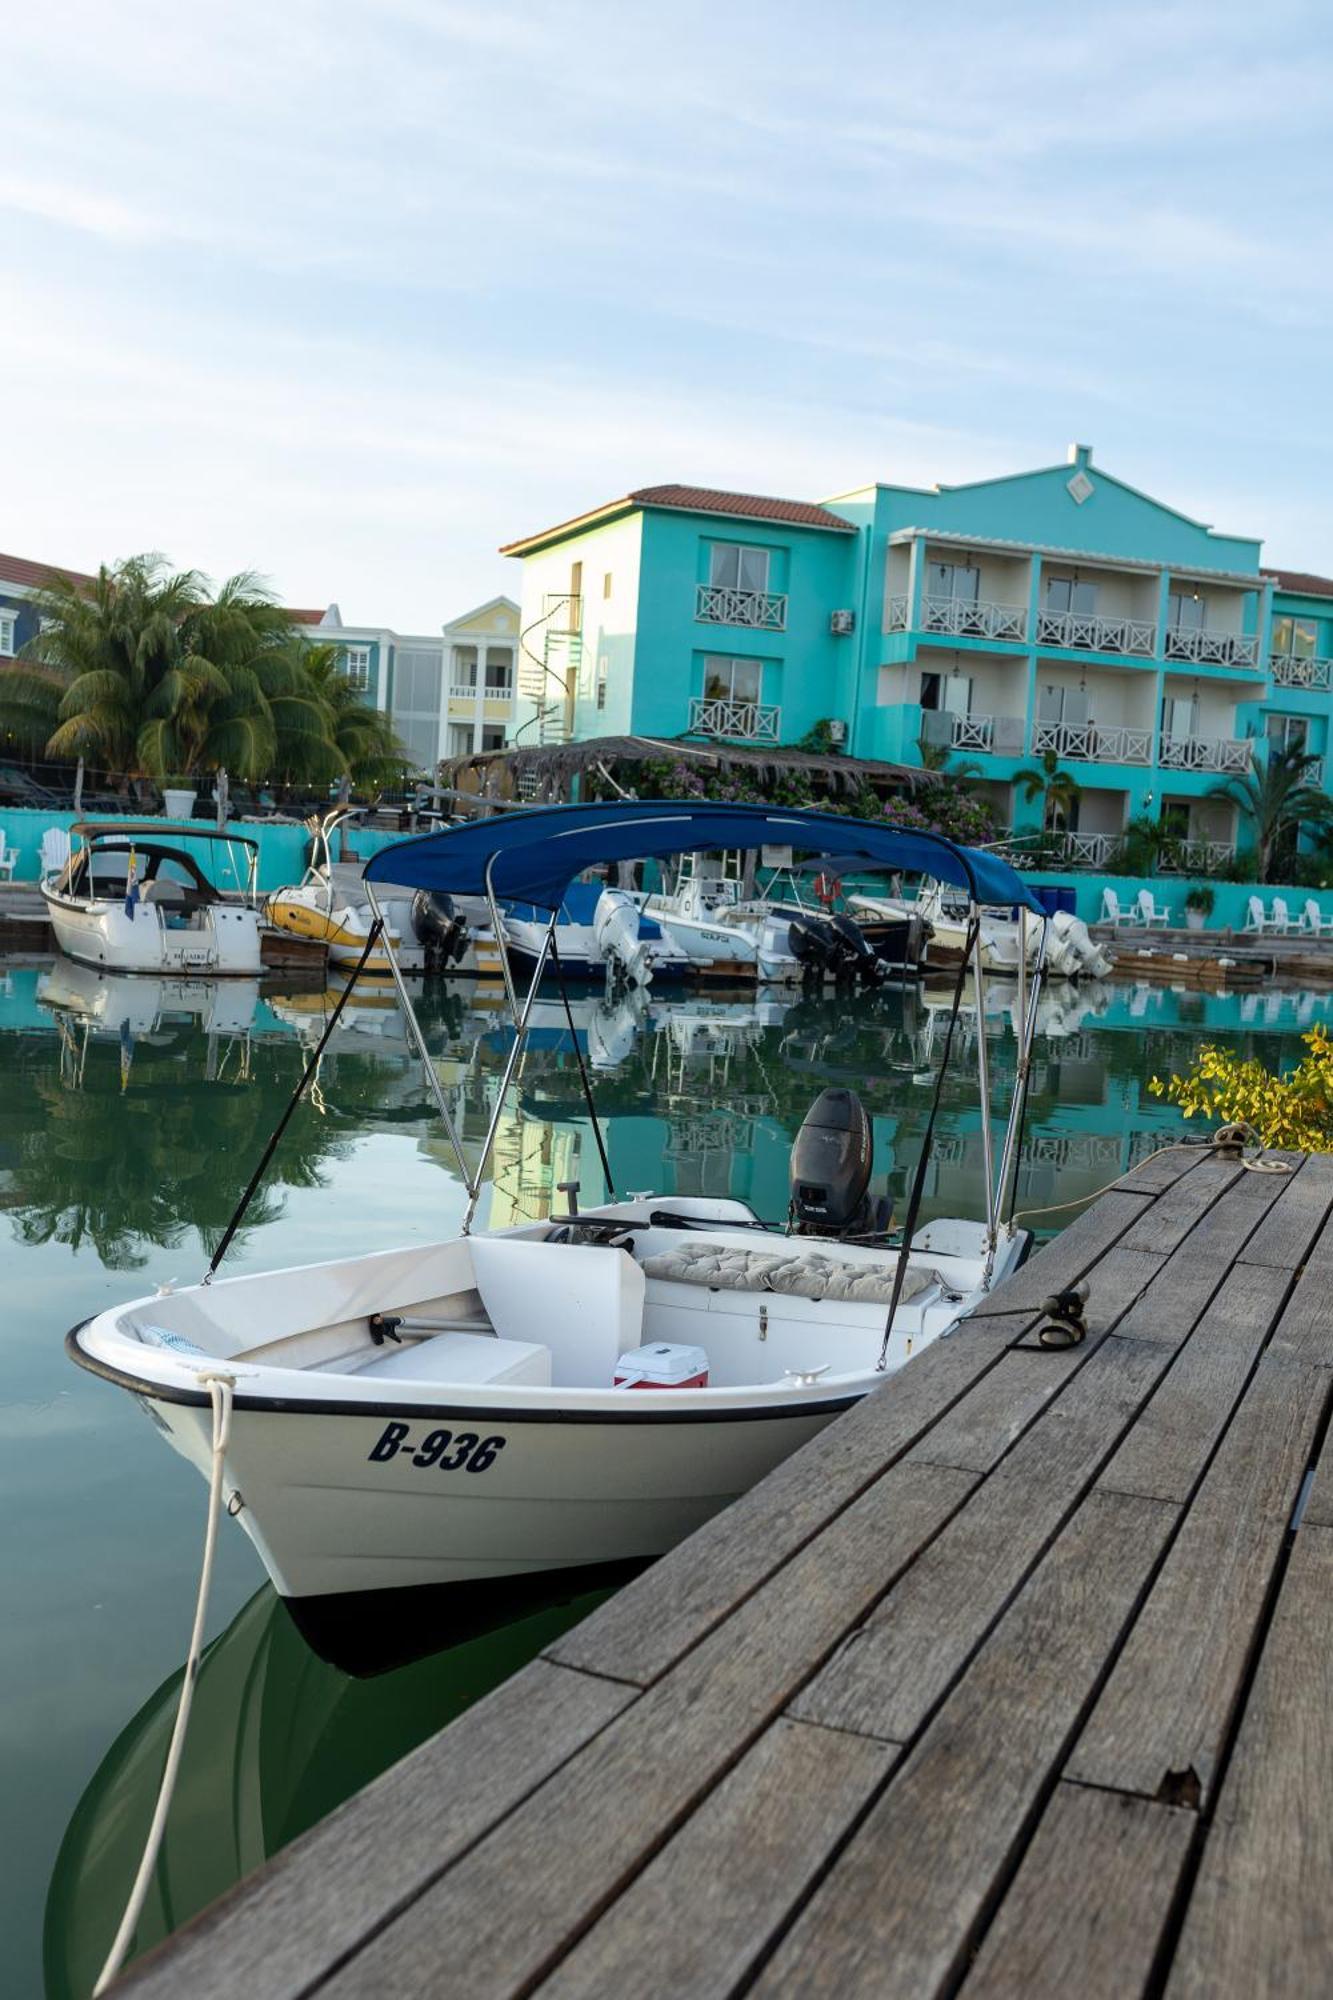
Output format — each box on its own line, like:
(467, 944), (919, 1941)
(1058, 832), (1119, 867)
(951, 714), (993, 751)
(1036, 608), (1157, 657)
(1270, 654), (1333, 690)
(450, 681), (478, 698)
(1159, 734), (1250, 773)
(1031, 721), (1153, 765)
(885, 593), (910, 631)
(1159, 839), (1238, 874)
(921, 595), (1028, 642)
(696, 584), (788, 631)
(1163, 627), (1260, 669)
(688, 695), (782, 742)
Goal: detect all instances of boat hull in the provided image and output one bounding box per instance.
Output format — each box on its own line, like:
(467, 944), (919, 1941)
(43, 891), (264, 976)
(137, 1386), (845, 1598)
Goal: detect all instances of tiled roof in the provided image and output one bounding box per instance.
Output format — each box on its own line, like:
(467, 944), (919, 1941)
(289, 608), (328, 624)
(501, 483), (855, 554)
(1264, 567), (1333, 601)
(0, 550), (97, 592)
(626, 484), (856, 532)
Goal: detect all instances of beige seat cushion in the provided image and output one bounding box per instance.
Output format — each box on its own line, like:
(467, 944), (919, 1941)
(641, 1242), (938, 1306)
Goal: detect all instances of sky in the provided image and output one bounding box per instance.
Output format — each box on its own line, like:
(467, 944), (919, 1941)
(4, 0), (1333, 629)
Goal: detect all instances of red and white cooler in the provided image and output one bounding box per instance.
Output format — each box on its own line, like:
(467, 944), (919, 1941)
(614, 1342), (710, 1389)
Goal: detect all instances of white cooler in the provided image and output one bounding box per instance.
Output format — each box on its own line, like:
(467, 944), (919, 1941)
(614, 1342), (710, 1389)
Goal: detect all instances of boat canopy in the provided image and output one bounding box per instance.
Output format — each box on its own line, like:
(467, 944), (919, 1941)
(363, 801), (1046, 913)
(71, 822), (260, 851)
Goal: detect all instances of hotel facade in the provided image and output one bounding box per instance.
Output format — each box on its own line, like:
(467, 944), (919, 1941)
(501, 450), (1333, 869)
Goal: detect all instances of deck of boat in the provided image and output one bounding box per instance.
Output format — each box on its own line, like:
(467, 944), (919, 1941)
(113, 1142), (1333, 1998)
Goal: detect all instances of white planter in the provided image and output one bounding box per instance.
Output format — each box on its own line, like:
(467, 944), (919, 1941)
(162, 788), (196, 821)
(1185, 910), (1207, 931)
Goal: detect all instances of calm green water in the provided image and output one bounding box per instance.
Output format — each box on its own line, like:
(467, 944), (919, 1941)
(0, 954), (1317, 1997)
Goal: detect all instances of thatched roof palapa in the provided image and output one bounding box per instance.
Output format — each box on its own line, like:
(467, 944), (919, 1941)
(438, 734), (922, 807)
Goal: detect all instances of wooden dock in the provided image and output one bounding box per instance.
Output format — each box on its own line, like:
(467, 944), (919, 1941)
(114, 1146), (1333, 1999)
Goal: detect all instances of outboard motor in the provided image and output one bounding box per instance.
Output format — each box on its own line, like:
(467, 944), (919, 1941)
(790, 1087), (877, 1237)
(412, 890), (468, 971)
(829, 913), (887, 984)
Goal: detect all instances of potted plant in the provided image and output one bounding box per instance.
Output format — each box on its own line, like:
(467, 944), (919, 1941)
(1184, 885), (1215, 932)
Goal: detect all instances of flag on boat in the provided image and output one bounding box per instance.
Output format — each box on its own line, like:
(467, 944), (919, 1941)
(124, 849), (139, 920)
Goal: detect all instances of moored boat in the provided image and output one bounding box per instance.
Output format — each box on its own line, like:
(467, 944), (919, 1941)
(41, 824), (264, 977)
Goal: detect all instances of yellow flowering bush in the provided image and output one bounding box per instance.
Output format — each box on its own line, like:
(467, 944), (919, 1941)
(1149, 1025), (1333, 1152)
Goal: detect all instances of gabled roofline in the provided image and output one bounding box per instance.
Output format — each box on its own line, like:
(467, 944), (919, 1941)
(500, 499), (642, 558)
(443, 594), (520, 628)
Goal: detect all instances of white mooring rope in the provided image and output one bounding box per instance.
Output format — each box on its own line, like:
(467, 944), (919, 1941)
(94, 1372), (236, 1996)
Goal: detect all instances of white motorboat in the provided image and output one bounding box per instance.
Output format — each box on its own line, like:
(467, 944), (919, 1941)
(41, 823), (264, 977)
(69, 801), (1050, 1606)
(851, 883), (1113, 981)
(501, 880), (691, 986)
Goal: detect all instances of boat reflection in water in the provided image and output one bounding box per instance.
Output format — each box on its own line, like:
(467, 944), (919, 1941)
(44, 1565), (639, 2000)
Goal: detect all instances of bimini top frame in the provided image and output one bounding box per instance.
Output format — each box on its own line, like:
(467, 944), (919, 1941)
(67, 822), (260, 905)
(361, 802), (1050, 1254)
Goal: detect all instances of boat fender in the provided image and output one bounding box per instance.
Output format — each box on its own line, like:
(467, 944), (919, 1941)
(1037, 1281), (1090, 1349)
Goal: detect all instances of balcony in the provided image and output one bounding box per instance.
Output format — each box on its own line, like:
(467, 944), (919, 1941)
(1159, 839), (1238, 874)
(941, 713), (1028, 755)
(1270, 654), (1333, 691)
(450, 681), (478, 699)
(688, 695), (781, 743)
(1031, 721), (1152, 765)
(1163, 627), (1260, 669)
(696, 584), (788, 631)
(1036, 608), (1156, 657)
(884, 594), (1027, 640)
(1159, 734), (1250, 774)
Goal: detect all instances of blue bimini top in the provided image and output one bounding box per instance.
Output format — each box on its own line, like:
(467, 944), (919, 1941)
(363, 800), (1045, 915)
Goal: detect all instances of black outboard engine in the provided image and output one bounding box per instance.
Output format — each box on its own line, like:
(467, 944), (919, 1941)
(829, 913), (886, 984)
(790, 1088), (875, 1236)
(787, 914), (885, 986)
(412, 890), (469, 971)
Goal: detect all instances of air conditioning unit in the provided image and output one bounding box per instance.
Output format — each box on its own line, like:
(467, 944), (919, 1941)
(829, 609), (856, 635)
(827, 718), (847, 746)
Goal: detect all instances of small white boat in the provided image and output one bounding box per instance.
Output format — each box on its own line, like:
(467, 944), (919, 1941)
(42, 823), (264, 977)
(70, 801), (1050, 1606)
(851, 883), (1113, 981)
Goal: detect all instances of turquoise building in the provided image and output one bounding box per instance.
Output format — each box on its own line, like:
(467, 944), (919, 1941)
(502, 452), (1333, 867)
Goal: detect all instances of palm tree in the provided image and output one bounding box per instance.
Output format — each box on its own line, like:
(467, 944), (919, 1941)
(915, 737), (984, 783)
(276, 643), (409, 790)
(1013, 748), (1082, 832)
(1209, 741), (1333, 883)
(0, 555), (328, 792)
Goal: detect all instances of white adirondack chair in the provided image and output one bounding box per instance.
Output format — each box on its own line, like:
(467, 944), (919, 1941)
(39, 826), (72, 881)
(1303, 899), (1333, 938)
(0, 831), (16, 882)
(1136, 889), (1172, 929)
(1101, 888), (1136, 928)
(1242, 895), (1266, 935)
(1268, 897), (1301, 936)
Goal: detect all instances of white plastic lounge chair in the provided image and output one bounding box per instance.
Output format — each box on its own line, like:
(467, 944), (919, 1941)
(1269, 897), (1301, 937)
(0, 831), (16, 883)
(1101, 888), (1136, 928)
(1303, 899), (1333, 938)
(1136, 889), (1172, 929)
(1242, 895), (1266, 935)
(40, 826), (71, 882)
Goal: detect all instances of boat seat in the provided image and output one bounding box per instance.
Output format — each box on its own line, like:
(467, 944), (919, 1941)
(356, 1332), (551, 1388)
(640, 1242), (939, 1306)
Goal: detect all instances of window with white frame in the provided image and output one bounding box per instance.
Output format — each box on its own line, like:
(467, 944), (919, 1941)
(703, 655), (762, 706)
(0, 612), (15, 656)
(927, 560), (980, 604)
(1271, 616), (1318, 658)
(343, 644), (372, 690)
(1168, 590), (1206, 632)
(1266, 714), (1309, 755)
(1043, 574), (1098, 614)
(708, 544), (771, 594)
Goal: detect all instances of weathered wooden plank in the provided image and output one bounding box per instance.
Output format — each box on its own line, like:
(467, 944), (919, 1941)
(114, 1658), (638, 2000)
(1162, 1153), (1296, 1262)
(791, 1335), (1173, 1743)
(754, 1489), (1178, 2000)
(1297, 1158), (1333, 1269)
(1267, 1256), (1333, 1369)
(908, 1345), (1089, 1475)
(1115, 1157), (1244, 1257)
(1069, 1355), (1329, 1807)
(975, 1189), (1157, 1315)
(1236, 1152), (1333, 1270)
(546, 1314), (1018, 1687)
(1096, 1262), (1293, 1503)
(958, 1781), (1195, 1999)
(1165, 1526), (1333, 2000)
(1116, 1147), (1208, 1194)
(532, 1719), (896, 2000)
(319, 1462), (974, 2000)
